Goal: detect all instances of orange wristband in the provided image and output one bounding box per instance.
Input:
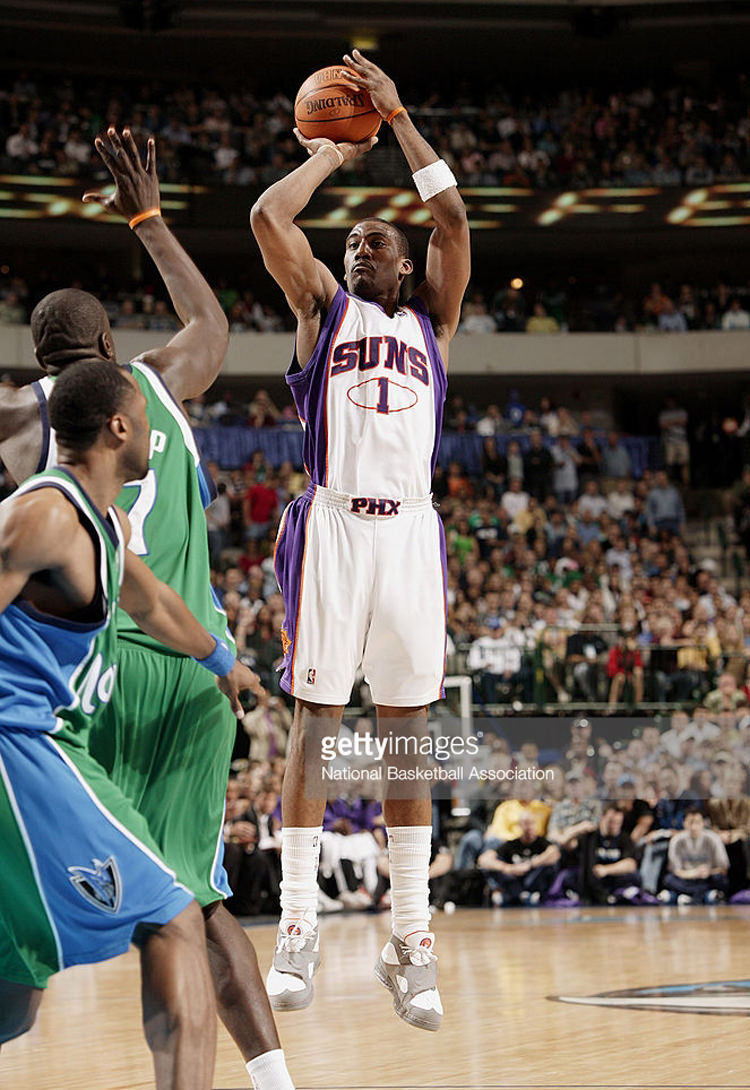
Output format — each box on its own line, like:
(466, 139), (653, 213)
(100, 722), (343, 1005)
(386, 106), (407, 125)
(129, 207), (161, 230)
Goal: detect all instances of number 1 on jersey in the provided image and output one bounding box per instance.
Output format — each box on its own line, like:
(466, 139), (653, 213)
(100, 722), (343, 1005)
(126, 468), (157, 556)
(376, 377), (390, 415)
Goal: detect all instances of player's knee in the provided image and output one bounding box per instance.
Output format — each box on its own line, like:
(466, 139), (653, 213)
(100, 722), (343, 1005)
(0, 985), (42, 1043)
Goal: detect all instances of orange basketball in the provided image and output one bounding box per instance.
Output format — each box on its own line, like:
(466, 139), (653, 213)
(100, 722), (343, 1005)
(294, 66), (381, 143)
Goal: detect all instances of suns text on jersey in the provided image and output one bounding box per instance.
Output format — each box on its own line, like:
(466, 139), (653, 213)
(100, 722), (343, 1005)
(329, 336), (430, 386)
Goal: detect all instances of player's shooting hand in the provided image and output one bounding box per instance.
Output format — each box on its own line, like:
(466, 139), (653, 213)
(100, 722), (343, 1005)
(293, 128), (377, 164)
(83, 127), (160, 221)
(218, 660), (265, 718)
(342, 49), (402, 120)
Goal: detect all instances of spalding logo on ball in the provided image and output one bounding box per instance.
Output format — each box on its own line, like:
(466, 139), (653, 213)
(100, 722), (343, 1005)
(294, 66), (381, 143)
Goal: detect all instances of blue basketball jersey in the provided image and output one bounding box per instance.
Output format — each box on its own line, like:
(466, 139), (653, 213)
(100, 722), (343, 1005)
(0, 468), (125, 738)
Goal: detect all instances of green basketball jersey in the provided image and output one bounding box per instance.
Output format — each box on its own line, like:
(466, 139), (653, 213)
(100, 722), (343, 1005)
(115, 359), (232, 653)
(5, 467), (126, 746)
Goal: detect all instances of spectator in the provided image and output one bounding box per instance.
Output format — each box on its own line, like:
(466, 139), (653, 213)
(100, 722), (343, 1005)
(704, 672), (745, 716)
(551, 435), (581, 505)
(523, 429), (553, 501)
(577, 426), (602, 481)
(242, 472), (278, 540)
(576, 804), (641, 905)
(478, 810), (561, 906)
(577, 479), (608, 520)
(205, 480), (231, 565)
(607, 477), (636, 521)
(721, 298), (750, 331)
(241, 693), (292, 761)
(657, 297), (688, 332)
(565, 607), (610, 702)
(645, 470), (685, 536)
(466, 620), (527, 704)
(659, 807), (729, 904)
(607, 628), (644, 708)
(658, 396), (690, 485)
(0, 292), (26, 325)
(600, 432), (633, 486)
(525, 301), (560, 334)
(500, 477), (529, 522)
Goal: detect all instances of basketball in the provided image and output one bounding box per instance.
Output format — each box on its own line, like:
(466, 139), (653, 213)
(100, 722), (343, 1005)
(294, 66), (381, 143)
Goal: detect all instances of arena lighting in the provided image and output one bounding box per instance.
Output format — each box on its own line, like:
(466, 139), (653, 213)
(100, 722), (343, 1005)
(510, 277), (524, 290)
(350, 31), (379, 50)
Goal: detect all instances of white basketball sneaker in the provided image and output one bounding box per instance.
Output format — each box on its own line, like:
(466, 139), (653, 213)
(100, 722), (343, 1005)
(266, 918), (320, 1011)
(374, 930), (443, 1031)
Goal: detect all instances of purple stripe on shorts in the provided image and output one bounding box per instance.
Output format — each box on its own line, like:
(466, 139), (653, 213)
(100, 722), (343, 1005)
(438, 513), (448, 700)
(406, 295), (448, 476)
(273, 490), (315, 696)
(287, 286), (350, 486)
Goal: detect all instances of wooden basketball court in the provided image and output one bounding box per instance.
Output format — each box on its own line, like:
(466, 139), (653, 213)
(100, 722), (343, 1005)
(4, 905), (750, 1089)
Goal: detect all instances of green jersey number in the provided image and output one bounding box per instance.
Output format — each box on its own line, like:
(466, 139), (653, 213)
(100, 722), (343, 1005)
(126, 469), (157, 556)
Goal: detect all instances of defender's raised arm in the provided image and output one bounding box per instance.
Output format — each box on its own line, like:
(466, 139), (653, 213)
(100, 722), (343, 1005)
(84, 128), (228, 400)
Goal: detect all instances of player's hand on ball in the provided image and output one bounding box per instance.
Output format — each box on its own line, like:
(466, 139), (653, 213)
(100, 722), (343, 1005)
(342, 49), (402, 121)
(218, 661), (265, 718)
(84, 127), (161, 221)
(293, 129), (377, 163)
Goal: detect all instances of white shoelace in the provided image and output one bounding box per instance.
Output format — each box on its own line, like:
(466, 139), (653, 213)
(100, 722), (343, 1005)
(407, 945), (436, 967)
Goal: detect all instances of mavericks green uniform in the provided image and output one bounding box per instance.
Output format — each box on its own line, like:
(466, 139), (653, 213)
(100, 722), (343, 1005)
(85, 359), (236, 905)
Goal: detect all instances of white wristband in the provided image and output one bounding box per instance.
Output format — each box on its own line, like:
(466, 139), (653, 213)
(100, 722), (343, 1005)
(412, 159), (457, 202)
(317, 144), (344, 169)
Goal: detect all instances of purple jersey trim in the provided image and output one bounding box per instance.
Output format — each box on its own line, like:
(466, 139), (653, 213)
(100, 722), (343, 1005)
(403, 295), (448, 476)
(273, 489), (316, 696)
(32, 380), (50, 474)
(286, 287), (349, 487)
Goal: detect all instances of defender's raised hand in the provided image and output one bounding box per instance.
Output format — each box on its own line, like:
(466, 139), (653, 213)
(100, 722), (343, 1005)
(83, 126), (160, 222)
(342, 49), (402, 120)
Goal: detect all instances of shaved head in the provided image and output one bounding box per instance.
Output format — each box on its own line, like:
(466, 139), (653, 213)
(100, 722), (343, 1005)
(31, 289), (114, 374)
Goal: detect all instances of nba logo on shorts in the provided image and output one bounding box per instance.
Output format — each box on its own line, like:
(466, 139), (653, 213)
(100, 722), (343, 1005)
(307, 668), (316, 685)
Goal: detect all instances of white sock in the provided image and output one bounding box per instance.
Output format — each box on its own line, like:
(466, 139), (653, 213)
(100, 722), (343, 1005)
(246, 1048), (295, 1090)
(279, 826), (322, 925)
(387, 825), (432, 940)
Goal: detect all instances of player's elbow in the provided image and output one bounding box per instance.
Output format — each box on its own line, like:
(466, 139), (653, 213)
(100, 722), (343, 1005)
(250, 197), (281, 240)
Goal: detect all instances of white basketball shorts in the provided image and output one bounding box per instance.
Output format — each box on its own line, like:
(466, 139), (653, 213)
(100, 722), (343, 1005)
(274, 484), (447, 706)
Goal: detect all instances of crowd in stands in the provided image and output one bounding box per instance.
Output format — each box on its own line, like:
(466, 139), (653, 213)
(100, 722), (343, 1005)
(4, 70), (750, 191)
(459, 279), (750, 334)
(4, 264), (750, 337)
(221, 711), (750, 917)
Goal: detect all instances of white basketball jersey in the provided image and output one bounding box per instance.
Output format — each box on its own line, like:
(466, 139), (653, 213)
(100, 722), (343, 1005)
(286, 286), (447, 497)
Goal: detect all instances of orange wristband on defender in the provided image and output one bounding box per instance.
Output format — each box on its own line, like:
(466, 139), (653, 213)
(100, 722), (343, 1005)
(129, 207), (161, 230)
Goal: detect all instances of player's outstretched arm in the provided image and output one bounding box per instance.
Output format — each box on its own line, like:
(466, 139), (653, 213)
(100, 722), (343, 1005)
(344, 50), (470, 350)
(84, 128), (228, 401)
(250, 127), (375, 360)
(119, 542), (263, 716)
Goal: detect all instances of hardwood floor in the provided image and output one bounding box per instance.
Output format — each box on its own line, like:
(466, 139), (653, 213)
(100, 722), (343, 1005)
(3, 906), (750, 1089)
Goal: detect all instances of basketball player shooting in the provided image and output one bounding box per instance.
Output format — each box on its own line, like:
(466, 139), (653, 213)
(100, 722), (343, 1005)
(251, 50), (470, 1030)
